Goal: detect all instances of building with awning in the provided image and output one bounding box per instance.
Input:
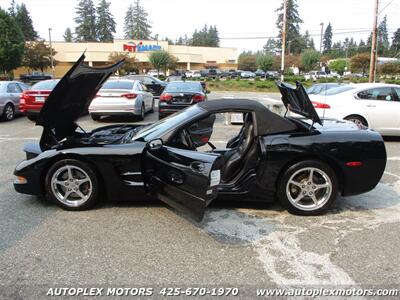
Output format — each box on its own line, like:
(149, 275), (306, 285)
(13, 39), (238, 78)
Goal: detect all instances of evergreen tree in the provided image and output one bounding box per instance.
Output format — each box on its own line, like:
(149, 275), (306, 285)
(8, 0), (17, 17)
(377, 15), (389, 55)
(124, 0), (151, 40)
(391, 28), (400, 55)
(0, 8), (25, 73)
(358, 39), (367, 53)
(323, 22), (333, 53)
(96, 0), (115, 42)
(276, 0), (303, 54)
(74, 0), (97, 41)
(63, 28), (73, 42)
(189, 25), (220, 47)
(15, 3), (38, 40)
(263, 38), (277, 53)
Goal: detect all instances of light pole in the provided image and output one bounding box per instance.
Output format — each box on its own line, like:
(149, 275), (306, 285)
(320, 22), (324, 53)
(280, 0), (287, 81)
(155, 34), (159, 45)
(48, 28), (54, 77)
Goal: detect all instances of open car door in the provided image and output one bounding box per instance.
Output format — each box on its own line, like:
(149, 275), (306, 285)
(143, 139), (223, 222)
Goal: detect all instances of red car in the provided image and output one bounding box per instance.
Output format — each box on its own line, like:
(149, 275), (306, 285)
(19, 79), (59, 121)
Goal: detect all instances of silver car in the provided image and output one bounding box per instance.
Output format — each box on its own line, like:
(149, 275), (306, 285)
(0, 81), (29, 121)
(89, 79), (154, 121)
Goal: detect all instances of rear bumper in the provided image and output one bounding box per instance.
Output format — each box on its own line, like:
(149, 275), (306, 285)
(89, 101), (141, 115)
(158, 103), (192, 117)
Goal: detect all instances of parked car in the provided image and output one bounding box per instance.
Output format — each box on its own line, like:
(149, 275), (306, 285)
(19, 79), (60, 121)
(158, 81), (207, 119)
(0, 81), (29, 121)
(304, 71), (328, 81)
(307, 83), (345, 95)
(89, 79), (154, 121)
(255, 69), (266, 77)
(265, 71), (279, 79)
(240, 71), (256, 78)
(309, 83), (400, 136)
(123, 75), (166, 97)
(146, 70), (165, 77)
(185, 70), (201, 78)
(20, 71), (52, 82)
(13, 57), (386, 222)
(200, 69), (220, 78)
(220, 69), (239, 78)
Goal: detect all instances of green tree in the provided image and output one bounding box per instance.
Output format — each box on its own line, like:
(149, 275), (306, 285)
(256, 53), (274, 72)
(300, 49), (320, 72)
(276, 0), (303, 54)
(74, 0), (97, 41)
(350, 53), (370, 75)
(108, 52), (137, 75)
(0, 8), (25, 73)
(329, 59), (347, 75)
(190, 25), (220, 47)
(377, 15), (389, 55)
(63, 27), (73, 42)
(8, 0), (17, 17)
(379, 62), (400, 75)
(15, 3), (38, 41)
(22, 40), (57, 72)
(238, 52), (257, 71)
(148, 50), (170, 75)
(96, 0), (115, 42)
(124, 0), (151, 40)
(391, 28), (400, 55)
(323, 23), (333, 53)
(263, 38), (276, 53)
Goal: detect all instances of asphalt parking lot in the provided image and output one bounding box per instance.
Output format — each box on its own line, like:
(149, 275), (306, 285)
(0, 92), (399, 298)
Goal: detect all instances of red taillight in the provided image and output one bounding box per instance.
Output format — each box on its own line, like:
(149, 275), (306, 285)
(312, 101), (330, 109)
(121, 93), (137, 99)
(346, 161), (363, 167)
(160, 93), (173, 102)
(192, 94), (205, 102)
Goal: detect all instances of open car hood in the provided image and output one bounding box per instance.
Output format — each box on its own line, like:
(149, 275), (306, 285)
(37, 53), (124, 150)
(275, 81), (322, 126)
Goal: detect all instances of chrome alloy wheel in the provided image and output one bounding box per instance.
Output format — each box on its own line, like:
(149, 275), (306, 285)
(286, 167), (332, 211)
(50, 165), (92, 207)
(5, 104), (14, 120)
(348, 118), (365, 127)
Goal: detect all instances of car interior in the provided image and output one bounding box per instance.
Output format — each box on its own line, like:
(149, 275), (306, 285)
(168, 111), (260, 184)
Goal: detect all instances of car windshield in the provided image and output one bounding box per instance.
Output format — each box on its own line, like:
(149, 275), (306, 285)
(101, 81), (134, 90)
(165, 82), (202, 92)
(324, 86), (355, 95)
(133, 105), (205, 142)
(31, 80), (59, 90)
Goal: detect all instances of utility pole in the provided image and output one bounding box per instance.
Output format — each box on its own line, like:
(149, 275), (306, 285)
(280, 0), (287, 81)
(48, 28), (54, 77)
(369, 0), (379, 82)
(320, 22), (324, 53)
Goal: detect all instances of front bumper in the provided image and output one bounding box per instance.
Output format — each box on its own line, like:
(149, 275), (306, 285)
(13, 165), (44, 196)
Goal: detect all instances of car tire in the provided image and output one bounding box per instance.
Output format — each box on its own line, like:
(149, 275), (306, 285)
(27, 115), (37, 122)
(277, 160), (338, 216)
(1, 103), (15, 121)
(344, 115), (368, 127)
(137, 103), (145, 121)
(149, 99), (155, 113)
(45, 159), (99, 211)
(91, 114), (101, 121)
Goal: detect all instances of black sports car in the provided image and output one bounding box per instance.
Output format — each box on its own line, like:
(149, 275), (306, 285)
(13, 54), (387, 221)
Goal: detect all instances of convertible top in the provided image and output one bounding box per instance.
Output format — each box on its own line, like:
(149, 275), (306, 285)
(197, 99), (296, 136)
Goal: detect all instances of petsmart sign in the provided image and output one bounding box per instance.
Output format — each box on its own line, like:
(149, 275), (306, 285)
(123, 41), (162, 52)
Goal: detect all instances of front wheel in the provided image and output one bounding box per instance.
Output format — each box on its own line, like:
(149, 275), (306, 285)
(137, 103), (145, 121)
(45, 159), (99, 210)
(344, 115), (368, 127)
(277, 160), (338, 215)
(1, 103), (15, 121)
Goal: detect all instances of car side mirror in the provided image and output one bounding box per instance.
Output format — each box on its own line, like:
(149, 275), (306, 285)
(147, 138), (163, 151)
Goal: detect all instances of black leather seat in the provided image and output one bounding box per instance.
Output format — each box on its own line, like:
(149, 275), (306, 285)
(221, 114), (255, 182)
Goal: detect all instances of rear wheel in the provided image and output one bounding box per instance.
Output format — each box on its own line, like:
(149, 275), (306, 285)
(45, 159), (99, 210)
(149, 99), (155, 113)
(137, 103), (145, 121)
(344, 115), (368, 127)
(1, 103), (15, 121)
(91, 114), (101, 121)
(277, 160), (338, 215)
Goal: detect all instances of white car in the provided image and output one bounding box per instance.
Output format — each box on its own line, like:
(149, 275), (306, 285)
(309, 83), (400, 136)
(304, 71), (328, 81)
(89, 79), (154, 121)
(147, 70), (165, 77)
(185, 71), (201, 78)
(240, 71), (256, 78)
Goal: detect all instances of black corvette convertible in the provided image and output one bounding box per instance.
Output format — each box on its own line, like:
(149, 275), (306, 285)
(14, 54), (387, 221)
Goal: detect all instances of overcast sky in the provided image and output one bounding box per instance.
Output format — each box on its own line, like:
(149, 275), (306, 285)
(2, 0), (400, 54)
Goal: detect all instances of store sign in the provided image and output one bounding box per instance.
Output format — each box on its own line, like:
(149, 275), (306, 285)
(123, 41), (162, 52)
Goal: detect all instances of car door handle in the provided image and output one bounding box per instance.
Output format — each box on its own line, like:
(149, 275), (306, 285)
(366, 104), (376, 107)
(190, 162), (205, 172)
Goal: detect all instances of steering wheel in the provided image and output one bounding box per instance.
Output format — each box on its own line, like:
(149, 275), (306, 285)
(181, 129), (196, 150)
